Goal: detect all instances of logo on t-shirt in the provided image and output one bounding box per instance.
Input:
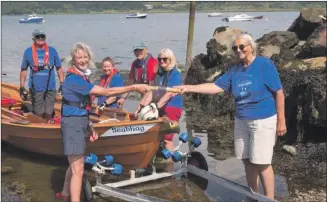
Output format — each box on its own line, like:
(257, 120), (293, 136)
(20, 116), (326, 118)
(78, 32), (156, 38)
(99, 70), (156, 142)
(235, 74), (253, 104)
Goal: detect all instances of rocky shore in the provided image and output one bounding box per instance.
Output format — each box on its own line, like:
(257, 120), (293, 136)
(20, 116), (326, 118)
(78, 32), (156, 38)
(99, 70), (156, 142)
(1, 165), (32, 202)
(183, 7), (326, 202)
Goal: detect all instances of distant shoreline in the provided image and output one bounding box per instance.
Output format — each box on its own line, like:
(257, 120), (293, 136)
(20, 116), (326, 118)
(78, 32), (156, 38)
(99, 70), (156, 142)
(2, 8), (301, 16)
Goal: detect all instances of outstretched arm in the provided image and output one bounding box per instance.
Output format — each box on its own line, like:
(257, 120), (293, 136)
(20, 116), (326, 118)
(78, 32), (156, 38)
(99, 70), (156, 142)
(176, 83), (224, 95)
(90, 84), (150, 97)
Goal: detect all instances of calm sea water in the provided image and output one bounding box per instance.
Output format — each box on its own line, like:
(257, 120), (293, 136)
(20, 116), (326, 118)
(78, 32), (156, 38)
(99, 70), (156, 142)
(1, 11), (299, 85)
(1, 12), (296, 201)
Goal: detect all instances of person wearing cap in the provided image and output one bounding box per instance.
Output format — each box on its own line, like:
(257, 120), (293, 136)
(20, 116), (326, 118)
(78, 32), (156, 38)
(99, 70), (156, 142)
(116, 41), (158, 111)
(20, 29), (64, 122)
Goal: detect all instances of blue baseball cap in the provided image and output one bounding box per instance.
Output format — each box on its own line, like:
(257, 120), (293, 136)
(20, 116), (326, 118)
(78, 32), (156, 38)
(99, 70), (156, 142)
(133, 41), (147, 51)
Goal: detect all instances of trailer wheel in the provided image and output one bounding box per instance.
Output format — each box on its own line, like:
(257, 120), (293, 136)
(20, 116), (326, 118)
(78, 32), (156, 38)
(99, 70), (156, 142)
(187, 151), (209, 190)
(82, 174), (93, 202)
(187, 151), (208, 171)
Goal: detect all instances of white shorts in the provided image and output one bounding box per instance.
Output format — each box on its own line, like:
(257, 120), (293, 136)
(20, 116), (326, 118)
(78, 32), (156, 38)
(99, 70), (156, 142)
(234, 115), (277, 165)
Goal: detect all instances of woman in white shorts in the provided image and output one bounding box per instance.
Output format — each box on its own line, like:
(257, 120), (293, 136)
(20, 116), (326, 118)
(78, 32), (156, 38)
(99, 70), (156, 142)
(176, 32), (287, 200)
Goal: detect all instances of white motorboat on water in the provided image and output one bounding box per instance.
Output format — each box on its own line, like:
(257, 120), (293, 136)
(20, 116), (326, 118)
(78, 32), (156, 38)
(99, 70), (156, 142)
(222, 14), (264, 22)
(19, 13), (44, 23)
(126, 12), (147, 19)
(208, 12), (223, 17)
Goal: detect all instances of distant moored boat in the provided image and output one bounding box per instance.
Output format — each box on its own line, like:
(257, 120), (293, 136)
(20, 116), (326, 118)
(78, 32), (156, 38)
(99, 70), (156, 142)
(19, 13), (44, 24)
(126, 12), (147, 19)
(222, 14), (264, 22)
(208, 12), (223, 17)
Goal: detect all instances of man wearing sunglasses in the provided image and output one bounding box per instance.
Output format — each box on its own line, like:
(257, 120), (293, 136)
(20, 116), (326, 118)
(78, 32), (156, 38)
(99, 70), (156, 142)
(117, 41), (158, 109)
(20, 29), (64, 123)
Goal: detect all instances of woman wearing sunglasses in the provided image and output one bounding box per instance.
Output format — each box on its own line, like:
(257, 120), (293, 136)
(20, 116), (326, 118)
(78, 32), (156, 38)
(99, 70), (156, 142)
(138, 48), (183, 150)
(93, 56), (124, 110)
(175, 33), (286, 201)
(56, 43), (150, 202)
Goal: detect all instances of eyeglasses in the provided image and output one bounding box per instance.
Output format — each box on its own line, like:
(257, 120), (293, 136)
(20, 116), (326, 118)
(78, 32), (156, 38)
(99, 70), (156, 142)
(157, 57), (168, 62)
(35, 35), (45, 39)
(232, 44), (250, 52)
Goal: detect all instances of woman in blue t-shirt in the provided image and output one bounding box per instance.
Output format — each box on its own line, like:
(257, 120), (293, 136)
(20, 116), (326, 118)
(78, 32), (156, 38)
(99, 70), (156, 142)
(175, 33), (286, 200)
(137, 48), (183, 151)
(56, 42), (150, 202)
(94, 57), (124, 109)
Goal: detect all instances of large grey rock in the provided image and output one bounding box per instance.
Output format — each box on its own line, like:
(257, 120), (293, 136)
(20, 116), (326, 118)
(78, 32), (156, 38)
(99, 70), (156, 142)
(297, 24), (327, 58)
(212, 26), (243, 57)
(288, 8), (326, 40)
(256, 31), (300, 64)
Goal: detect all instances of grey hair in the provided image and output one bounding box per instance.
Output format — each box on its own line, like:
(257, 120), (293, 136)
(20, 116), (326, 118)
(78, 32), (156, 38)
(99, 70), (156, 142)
(64, 42), (95, 71)
(158, 48), (176, 71)
(234, 32), (257, 55)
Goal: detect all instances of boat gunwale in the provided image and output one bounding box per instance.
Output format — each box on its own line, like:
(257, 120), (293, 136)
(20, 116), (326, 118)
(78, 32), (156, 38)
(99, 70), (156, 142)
(1, 118), (164, 129)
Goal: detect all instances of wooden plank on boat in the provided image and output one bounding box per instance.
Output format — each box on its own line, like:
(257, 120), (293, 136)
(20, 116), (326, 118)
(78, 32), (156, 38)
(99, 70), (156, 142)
(23, 112), (47, 123)
(1, 114), (30, 125)
(1, 107), (26, 119)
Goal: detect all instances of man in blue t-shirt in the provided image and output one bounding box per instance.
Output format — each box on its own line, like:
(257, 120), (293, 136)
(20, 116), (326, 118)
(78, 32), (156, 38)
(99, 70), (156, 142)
(20, 29), (64, 122)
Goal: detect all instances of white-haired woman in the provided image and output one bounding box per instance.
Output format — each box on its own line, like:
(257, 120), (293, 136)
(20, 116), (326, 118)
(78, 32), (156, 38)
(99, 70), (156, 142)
(136, 48), (183, 150)
(56, 42), (151, 201)
(176, 33), (286, 200)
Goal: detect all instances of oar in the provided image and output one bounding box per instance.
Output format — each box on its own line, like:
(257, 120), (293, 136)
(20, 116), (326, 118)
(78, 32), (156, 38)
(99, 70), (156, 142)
(1, 107), (26, 120)
(1, 114), (30, 125)
(149, 86), (182, 94)
(2, 107), (47, 123)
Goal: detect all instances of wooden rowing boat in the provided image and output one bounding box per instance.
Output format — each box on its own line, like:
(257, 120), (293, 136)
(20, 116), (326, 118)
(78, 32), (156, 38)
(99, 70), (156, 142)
(1, 82), (180, 172)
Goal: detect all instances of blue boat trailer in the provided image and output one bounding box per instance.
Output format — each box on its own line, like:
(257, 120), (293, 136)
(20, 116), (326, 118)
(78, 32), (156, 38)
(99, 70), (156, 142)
(83, 133), (278, 202)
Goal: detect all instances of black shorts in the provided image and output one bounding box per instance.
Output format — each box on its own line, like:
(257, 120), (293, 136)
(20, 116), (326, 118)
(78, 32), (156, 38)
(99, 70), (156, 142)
(61, 116), (89, 156)
(30, 90), (56, 116)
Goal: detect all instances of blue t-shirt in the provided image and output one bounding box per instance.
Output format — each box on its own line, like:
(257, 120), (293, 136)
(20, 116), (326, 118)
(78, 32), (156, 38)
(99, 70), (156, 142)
(21, 46), (62, 92)
(214, 56), (282, 120)
(154, 67), (183, 109)
(96, 73), (124, 108)
(61, 74), (94, 117)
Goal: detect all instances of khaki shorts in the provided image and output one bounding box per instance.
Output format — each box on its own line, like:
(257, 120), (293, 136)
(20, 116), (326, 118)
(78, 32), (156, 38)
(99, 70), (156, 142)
(61, 116), (89, 156)
(234, 115), (277, 165)
(30, 90), (56, 116)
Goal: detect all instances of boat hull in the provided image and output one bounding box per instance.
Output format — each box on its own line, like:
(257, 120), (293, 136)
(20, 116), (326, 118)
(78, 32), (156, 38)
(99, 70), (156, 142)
(1, 82), (180, 172)
(126, 14), (147, 19)
(1, 120), (171, 171)
(208, 13), (223, 17)
(19, 17), (44, 23)
(223, 17), (253, 22)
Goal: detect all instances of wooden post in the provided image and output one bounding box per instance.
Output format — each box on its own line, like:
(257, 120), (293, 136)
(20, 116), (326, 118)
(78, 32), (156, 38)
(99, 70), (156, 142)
(185, 1), (196, 72)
